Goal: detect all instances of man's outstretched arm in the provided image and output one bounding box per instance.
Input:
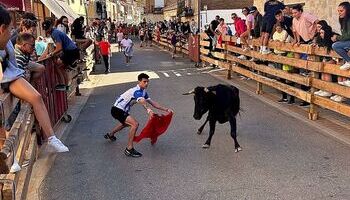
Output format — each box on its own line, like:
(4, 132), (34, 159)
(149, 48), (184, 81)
(147, 99), (172, 112)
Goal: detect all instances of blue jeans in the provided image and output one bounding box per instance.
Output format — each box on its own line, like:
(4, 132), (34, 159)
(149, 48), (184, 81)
(332, 41), (350, 62)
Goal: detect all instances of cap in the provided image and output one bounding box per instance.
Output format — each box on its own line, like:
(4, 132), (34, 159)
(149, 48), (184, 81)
(249, 6), (257, 14)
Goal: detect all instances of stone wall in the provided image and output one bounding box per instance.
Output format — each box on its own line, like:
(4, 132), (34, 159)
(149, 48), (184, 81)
(201, 0), (253, 10)
(254, 0), (343, 32)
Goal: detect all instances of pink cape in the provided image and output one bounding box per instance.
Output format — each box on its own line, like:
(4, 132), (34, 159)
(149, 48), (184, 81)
(133, 112), (173, 145)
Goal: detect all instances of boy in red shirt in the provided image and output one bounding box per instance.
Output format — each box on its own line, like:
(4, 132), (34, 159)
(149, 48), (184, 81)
(98, 36), (111, 73)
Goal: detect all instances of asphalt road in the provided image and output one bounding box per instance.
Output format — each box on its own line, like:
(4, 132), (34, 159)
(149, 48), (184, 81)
(39, 42), (350, 200)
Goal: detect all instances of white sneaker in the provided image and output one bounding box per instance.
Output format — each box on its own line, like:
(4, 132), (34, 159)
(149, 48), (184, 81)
(318, 91), (332, 97)
(268, 63), (275, 68)
(261, 49), (272, 55)
(343, 80), (350, 87)
(340, 62), (350, 70)
(249, 57), (256, 62)
(10, 158), (21, 173)
(331, 95), (345, 102)
(338, 81), (346, 86)
(314, 90), (323, 95)
(237, 55), (247, 60)
(48, 137), (69, 153)
(243, 47), (250, 52)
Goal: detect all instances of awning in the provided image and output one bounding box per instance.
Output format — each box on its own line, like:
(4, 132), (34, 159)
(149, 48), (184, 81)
(40, 0), (80, 22)
(2, 0), (24, 11)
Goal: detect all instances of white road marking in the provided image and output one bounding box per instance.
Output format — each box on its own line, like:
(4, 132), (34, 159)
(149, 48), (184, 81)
(173, 71), (182, 77)
(163, 72), (170, 77)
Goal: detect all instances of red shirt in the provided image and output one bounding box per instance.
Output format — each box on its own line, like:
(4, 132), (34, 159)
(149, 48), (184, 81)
(234, 18), (247, 37)
(99, 41), (110, 56)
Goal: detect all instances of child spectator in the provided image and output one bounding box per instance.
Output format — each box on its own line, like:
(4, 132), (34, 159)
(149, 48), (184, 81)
(98, 36), (111, 73)
(273, 23), (295, 104)
(0, 6), (69, 153)
(121, 35), (133, 63)
(215, 18), (228, 46)
(170, 31), (178, 59)
(332, 2), (350, 73)
(139, 27), (145, 47)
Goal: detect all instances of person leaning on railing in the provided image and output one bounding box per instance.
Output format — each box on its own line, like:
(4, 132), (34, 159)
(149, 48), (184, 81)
(332, 2), (350, 73)
(0, 5), (69, 153)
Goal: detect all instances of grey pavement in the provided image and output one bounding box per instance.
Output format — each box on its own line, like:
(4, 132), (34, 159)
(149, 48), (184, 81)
(39, 42), (350, 200)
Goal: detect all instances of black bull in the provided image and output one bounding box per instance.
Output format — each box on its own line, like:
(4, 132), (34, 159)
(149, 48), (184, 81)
(183, 84), (242, 152)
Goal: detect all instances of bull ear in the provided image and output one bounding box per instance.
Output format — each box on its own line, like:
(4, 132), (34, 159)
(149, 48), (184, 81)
(182, 89), (194, 95)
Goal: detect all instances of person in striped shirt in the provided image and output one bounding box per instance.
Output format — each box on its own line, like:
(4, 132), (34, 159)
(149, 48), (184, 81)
(14, 32), (44, 81)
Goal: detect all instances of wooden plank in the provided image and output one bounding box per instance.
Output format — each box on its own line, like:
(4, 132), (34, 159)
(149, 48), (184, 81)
(323, 63), (350, 78)
(211, 51), (226, 60)
(232, 66), (310, 102)
(313, 96), (350, 117)
(200, 55), (230, 69)
(250, 39), (312, 54)
(200, 40), (210, 47)
(312, 78), (350, 98)
(313, 46), (340, 58)
(226, 54), (310, 86)
(200, 48), (210, 55)
(200, 32), (209, 40)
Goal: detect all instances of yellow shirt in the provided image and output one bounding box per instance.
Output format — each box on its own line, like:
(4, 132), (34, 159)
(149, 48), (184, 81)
(273, 30), (288, 54)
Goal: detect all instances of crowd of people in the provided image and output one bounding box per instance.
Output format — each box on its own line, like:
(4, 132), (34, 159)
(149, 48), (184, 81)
(205, 1), (350, 104)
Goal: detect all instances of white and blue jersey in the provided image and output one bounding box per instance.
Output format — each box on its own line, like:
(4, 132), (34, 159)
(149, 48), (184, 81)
(113, 85), (150, 113)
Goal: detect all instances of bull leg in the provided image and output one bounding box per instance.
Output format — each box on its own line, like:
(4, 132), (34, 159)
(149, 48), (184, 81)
(229, 116), (242, 152)
(202, 120), (216, 148)
(197, 117), (209, 135)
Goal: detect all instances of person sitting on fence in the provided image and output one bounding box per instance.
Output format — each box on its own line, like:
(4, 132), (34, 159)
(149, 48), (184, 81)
(71, 16), (93, 52)
(272, 22), (295, 104)
(42, 20), (80, 91)
(121, 34), (134, 63)
(250, 6), (263, 39)
(55, 16), (70, 35)
(15, 33), (45, 81)
(311, 21), (345, 102)
(332, 2), (350, 73)
(260, 0), (285, 55)
(215, 18), (228, 47)
(238, 7), (254, 60)
(97, 36), (111, 74)
(0, 6), (69, 153)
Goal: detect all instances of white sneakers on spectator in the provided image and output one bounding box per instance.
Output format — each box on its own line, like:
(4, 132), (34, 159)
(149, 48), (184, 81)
(340, 62), (350, 70)
(315, 90), (332, 97)
(339, 80), (350, 87)
(261, 49), (272, 55)
(237, 55), (247, 60)
(330, 95), (345, 102)
(249, 57), (256, 62)
(48, 136), (69, 153)
(10, 158), (21, 173)
(268, 63), (275, 68)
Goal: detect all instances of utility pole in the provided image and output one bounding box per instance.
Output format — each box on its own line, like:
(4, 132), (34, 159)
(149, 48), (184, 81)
(85, 0), (90, 25)
(197, 0), (200, 32)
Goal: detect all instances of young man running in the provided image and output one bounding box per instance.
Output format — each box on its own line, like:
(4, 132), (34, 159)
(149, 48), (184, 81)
(105, 73), (172, 157)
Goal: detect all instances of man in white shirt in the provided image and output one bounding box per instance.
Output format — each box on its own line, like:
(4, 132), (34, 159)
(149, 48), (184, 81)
(104, 73), (172, 157)
(116, 29), (124, 52)
(121, 35), (133, 63)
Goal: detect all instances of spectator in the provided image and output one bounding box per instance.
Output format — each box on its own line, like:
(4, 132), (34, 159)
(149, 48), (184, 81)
(35, 36), (47, 56)
(121, 34), (133, 63)
(71, 16), (93, 51)
(11, 19), (37, 46)
(275, 10), (294, 38)
(250, 6), (263, 38)
(0, 6), (69, 153)
(291, 4), (318, 107)
(15, 33), (45, 81)
(139, 27), (145, 47)
(272, 23), (295, 104)
(239, 7), (254, 57)
(332, 2), (350, 72)
(116, 29), (124, 52)
(215, 18), (228, 46)
(260, 0), (285, 54)
(231, 13), (247, 37)
(190, 19), (197, 34)
(170, 31), (178, 59)
(97, 36), (111, 74)
(10, 12), (38, 45)
(42, 20), (80, 91)
(209, 15), (220, 37)
(292, 4), (318, 45)
(55, 16), (69, 35)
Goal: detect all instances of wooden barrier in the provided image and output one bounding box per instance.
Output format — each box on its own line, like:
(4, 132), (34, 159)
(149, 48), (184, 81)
(199, 34), (350, 120)
(152, 34), (189, 56)
(0, 44), (94, 200)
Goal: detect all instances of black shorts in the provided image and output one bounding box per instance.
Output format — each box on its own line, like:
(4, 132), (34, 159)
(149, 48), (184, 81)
(111, 106), (129, 124)
(140, 36), (145, 41)
(0, 82), (11, 93)
(261, 17), (276, 34)
(61, 48), (80, 66)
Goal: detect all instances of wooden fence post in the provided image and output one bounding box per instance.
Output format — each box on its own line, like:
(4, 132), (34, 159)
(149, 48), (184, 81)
(308, 52), (319, 120)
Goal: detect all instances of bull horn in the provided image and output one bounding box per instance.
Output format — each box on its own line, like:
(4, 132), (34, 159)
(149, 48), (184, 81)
(204, 87), (209, 93)
(182, 89), (195, 95)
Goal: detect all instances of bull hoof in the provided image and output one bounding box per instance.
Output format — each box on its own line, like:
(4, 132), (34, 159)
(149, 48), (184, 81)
(234, 147), (242, 153)
(202, 144), (210, 148)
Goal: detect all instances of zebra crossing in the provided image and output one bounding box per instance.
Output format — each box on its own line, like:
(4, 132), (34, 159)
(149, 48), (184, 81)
(157, 67), (226, 78)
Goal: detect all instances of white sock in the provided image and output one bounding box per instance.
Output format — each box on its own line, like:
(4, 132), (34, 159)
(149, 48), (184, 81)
(48, 135), (57, 141)
(262, 46), (266, 51)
